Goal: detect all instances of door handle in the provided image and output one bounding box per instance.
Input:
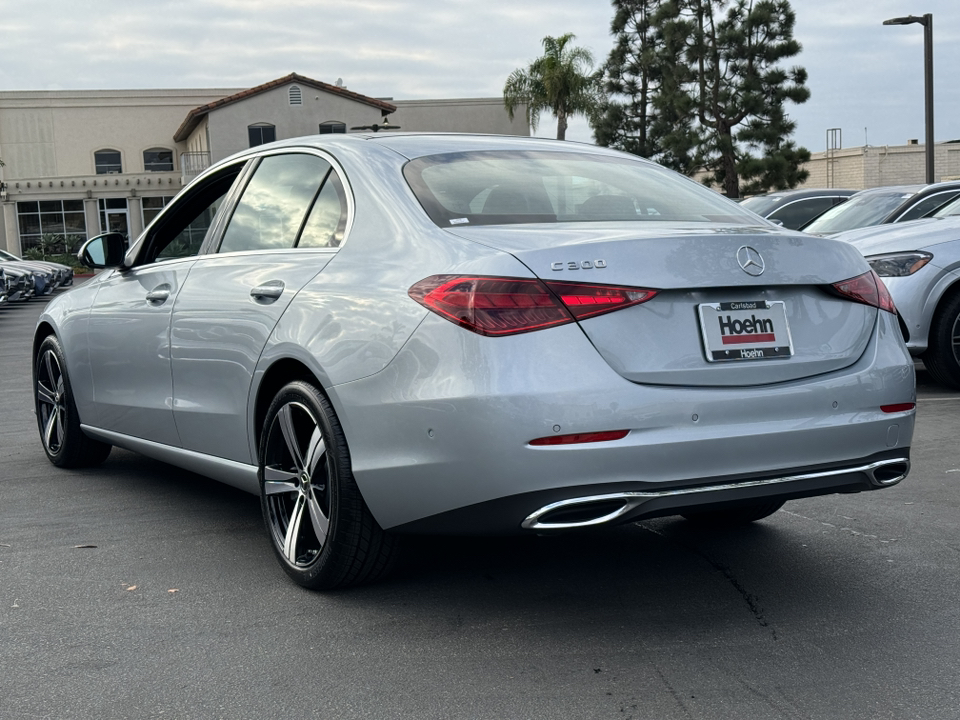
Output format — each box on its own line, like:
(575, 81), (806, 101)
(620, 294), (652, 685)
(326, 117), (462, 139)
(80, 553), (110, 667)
(250, 281), (284, 300)
(145, 286), (171, 304)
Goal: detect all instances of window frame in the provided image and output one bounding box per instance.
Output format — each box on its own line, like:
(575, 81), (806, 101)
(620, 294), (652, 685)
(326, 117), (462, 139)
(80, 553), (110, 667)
(143, 147), (175, 172)
(318, 121), (346, 134)
(212, 147), (355, 256)
(248, 123), (277, 148)
(94, 149), (123, 175)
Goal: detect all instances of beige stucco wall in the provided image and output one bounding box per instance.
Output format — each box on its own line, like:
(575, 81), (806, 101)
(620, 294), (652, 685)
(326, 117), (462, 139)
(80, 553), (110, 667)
(0, 89), (236, 179)
(800, 144), (960, 190)
(207, 83), (387, 162)
(390, 98), (529, 135)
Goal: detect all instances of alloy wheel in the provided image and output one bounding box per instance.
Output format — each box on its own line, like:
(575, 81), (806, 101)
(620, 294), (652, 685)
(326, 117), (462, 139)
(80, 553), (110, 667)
(263, 401), (330, 568)
(36, 349), (66, 454)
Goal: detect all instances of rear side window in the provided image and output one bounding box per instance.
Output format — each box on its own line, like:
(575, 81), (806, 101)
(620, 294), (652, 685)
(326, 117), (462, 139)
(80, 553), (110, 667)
(298, 171), (347, 248)
(767, 197), (835, 230)
(219, 154), (331, 253)
(403, 150), (756, 227)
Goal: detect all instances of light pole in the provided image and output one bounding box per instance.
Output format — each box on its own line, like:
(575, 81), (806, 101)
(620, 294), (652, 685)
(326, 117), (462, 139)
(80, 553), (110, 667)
(883, 14), (934, 183)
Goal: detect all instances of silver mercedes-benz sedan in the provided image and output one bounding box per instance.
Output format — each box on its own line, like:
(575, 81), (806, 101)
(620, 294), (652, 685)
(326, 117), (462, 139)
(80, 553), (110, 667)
(836, 196), (960, 389)
(34, 134), (916, 589)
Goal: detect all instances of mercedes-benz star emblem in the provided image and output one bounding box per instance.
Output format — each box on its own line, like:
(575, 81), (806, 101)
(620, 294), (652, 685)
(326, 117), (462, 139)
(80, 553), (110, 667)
(737, 246), (765, 276)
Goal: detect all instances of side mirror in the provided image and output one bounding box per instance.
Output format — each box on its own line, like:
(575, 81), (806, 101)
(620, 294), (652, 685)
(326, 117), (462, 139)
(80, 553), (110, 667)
(78, 233), (126, 269)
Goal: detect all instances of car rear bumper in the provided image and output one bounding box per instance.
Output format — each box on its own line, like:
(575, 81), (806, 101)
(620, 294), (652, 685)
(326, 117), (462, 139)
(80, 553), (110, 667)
(392, 449), (909, 534)
(332, 310), (916, 532)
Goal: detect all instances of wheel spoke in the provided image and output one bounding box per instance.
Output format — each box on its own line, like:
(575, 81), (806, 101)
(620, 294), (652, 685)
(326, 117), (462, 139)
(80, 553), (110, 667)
(43, 408), (59, 450)
(307, 492), (329, 545)
(55, 407), (64, 446)
(304, 428), (326, 477)
(278, 405), (306, 474)
(36, 381), (56, 407)
(282, 492), (307, 562)
(263, 466), (298, 496)
(44, 352), (58, 389)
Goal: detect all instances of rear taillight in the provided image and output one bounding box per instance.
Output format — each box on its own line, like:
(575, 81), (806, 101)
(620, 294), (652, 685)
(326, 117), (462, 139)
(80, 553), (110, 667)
(542, 280), (658, 320)
(408, 275), (658, 336)
(830, 270), (896, 314)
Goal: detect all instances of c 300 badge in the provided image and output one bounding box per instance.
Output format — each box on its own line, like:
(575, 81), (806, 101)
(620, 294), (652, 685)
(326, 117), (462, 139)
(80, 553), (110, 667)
(551, 259), (607, 271)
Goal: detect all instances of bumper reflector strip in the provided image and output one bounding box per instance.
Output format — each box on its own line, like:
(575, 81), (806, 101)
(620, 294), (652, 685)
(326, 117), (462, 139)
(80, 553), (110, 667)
(530, 430), (629, 446)
(881, 403), (915, 413)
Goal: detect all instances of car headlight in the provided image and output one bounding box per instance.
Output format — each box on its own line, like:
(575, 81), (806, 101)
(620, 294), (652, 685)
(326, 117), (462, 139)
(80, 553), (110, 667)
(866, 251), (933, 277)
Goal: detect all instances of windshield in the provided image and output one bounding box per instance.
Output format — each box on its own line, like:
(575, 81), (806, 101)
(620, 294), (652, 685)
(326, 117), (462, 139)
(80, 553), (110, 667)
(403, 150), (759, 228)
(932, 196), (960, 218)
(0, 250), (21, 261)
(802, 191), (914, 234)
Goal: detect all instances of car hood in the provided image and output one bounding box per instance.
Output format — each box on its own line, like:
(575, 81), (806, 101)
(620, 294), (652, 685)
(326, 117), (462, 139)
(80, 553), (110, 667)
(835, 216), (960, 255)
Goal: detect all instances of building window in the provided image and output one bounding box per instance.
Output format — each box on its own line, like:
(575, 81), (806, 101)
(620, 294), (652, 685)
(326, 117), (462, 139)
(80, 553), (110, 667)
(289, 86), (302, 105)
(318, 121), (346, 134)
(142, 196), (175, 228)
(143, 148), (174, 172)
(94, 149), (122, 174)
(248, 124), (276, 147)
(98, 198), (129, 237)
(16, 200), (87, 252)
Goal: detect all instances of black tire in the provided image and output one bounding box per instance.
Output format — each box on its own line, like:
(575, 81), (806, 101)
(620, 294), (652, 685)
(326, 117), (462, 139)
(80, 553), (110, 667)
(922, 291), (960, 390)
(258, 380), (398, 590)
(34, 335), (112, 468)
(681, 499), (785, 526)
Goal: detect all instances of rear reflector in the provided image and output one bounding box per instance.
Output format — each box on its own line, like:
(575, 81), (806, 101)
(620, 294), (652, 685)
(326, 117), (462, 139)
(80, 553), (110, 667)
(881, 403), (915, 413)
(830, 270), (896, 314)
(409, 275), (658, 336)
(529, 430), (630, 446)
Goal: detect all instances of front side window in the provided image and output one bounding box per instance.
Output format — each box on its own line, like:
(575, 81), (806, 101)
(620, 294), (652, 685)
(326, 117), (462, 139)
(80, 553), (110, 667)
(898, 191), (960, 221)
(95, 150), (122, 174)
(248, 124), (277, 148)
(16, 200), (87, 252)
(144, 148), (174, 172)
(218, 153), (331, 253)
(403, 151), (757, 228)
(139, 164), (246, 264)
(142, 196), (175, 228)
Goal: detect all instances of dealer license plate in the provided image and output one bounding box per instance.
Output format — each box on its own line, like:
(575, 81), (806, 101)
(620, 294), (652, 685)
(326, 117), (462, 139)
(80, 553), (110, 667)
(698, 301), (794, 362)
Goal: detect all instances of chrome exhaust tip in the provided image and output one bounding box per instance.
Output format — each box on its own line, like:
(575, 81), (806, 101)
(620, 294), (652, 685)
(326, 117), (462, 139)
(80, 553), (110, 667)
(865, 458), (910, 487)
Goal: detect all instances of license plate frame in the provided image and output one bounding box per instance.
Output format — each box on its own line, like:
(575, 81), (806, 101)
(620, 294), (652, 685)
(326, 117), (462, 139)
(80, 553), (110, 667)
(697, 300), (794, 362)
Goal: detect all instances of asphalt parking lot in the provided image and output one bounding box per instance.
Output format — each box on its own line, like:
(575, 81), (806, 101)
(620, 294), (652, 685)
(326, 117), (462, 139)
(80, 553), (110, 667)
(2, 290), (960, 720)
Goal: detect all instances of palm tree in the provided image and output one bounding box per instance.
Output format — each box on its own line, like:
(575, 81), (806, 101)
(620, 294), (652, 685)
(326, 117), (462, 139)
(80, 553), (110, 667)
(503, 33), (600, 141)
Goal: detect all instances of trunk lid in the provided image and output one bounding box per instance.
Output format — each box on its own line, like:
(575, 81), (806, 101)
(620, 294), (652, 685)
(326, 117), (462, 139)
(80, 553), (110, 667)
(449, 224), (878, 387)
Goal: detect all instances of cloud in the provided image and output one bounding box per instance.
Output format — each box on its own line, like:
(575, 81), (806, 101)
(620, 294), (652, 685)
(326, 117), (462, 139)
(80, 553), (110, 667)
(0, 0), (958, 150)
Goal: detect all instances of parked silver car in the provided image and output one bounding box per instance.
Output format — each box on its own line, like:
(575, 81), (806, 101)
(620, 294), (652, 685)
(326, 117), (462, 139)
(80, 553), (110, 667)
(34, 134), (915, 589)
(837, 195), (960, 388)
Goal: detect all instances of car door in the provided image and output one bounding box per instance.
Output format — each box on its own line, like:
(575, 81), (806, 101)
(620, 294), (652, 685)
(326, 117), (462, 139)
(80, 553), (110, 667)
(170, 150), (349, 463)
(86, 162), (246, 445)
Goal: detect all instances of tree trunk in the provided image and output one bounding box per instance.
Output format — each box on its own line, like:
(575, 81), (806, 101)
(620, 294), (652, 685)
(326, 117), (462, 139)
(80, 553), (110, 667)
(718, 122), (739, 197)
(556, 108), (568, 141)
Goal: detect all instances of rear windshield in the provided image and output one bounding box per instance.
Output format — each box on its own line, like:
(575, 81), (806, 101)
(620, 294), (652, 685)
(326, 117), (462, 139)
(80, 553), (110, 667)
(403, 150), (758, 228)
(802, 191), (913, 234)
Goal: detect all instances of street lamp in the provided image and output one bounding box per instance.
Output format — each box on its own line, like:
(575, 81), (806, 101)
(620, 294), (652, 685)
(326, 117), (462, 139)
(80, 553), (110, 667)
(883, 14), (934, 183)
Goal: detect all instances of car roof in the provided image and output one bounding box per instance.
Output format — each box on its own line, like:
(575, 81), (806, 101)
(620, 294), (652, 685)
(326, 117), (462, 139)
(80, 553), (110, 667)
(218, 132), (650, 166)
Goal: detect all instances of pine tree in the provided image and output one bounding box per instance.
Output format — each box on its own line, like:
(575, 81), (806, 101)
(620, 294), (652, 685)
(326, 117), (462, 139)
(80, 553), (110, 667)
(595, 0), (810, 196)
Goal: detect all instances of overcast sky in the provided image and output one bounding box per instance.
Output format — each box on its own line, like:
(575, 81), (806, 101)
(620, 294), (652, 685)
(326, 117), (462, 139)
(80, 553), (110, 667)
(1, 0), (957, 154)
